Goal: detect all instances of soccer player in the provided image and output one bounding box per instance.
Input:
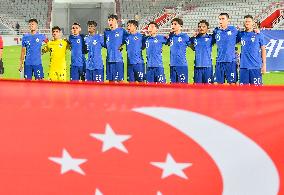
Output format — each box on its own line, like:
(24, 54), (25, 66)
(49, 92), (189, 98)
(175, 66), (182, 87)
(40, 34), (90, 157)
(168, 18), (191, 83)
(191, 20), (215, 84)
(104, 14), (127, 82)
(125, 20), (145, 82)
(69, 22), (87, 82)
(213, 13), (239, 84)
(84, 21), (105, 82)
(42, 26), (69, 82)
(144, 22), (167, 83)
(239, 15), (266, 85)
(0, 35), (4, 76)
(19, 18), (47, 80)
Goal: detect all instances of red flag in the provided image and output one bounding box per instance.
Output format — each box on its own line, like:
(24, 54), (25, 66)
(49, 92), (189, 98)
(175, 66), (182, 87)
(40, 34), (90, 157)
(0, 81), (283, 195)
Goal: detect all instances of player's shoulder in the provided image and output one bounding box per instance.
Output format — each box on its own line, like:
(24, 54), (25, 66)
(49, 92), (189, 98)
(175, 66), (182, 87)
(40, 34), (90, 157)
(104, 28), (111, 34)
(182, 33), (190, 39)
(22, 33), (30, 38)
(213, 27), (219, 33)
(157, 34), (165, 39)
(228, 25), (238, 32)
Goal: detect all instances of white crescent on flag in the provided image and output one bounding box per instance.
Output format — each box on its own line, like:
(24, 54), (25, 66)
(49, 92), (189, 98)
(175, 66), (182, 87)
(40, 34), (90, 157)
(134, 107), (280, 195)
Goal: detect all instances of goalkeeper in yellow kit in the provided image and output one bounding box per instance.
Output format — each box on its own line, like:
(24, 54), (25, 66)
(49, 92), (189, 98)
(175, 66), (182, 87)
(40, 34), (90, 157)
(42, 26), (69, 81)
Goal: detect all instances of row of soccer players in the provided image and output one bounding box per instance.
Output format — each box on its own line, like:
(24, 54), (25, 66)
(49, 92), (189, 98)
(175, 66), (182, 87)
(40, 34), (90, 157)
(19, 13), (266, 85)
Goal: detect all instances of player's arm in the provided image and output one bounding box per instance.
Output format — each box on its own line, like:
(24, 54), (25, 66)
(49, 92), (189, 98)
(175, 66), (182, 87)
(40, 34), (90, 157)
(19, 35), (27, 71)
(19, 47), (26, 72)
(141, 35), (147, 50)
(41, 44), (49, 55)
(261, 45), (266, 74)
(81, 34), (88, 54)
(188, 37), (195, 51)
(0, 37), (3, 74)
(0, 37), (3, 60)
(259, 34), (266, 74)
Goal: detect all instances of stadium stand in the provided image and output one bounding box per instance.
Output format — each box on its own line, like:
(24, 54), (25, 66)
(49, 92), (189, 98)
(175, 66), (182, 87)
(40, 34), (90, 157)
(120, 0), (283, 33)
(0, 0), (51, 33)
(180, 0), (277, 30)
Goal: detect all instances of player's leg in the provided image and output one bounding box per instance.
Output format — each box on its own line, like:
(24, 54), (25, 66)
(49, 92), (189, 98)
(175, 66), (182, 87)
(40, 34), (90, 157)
(24, 64), (33, 80)
(194, 67), (203, 84)
(215, 62), (225, 84)
(225, 62), (237, 84)
(249, 69), (262, 85)
(203, 67), (213, 84)
(133, 63), (144, 82)
(106, 61), (110, 81)
(170, 66), (178, 83)
(78, 66), (84, 81)
(146, 67), (154, 83)
(239, 68), (249, 85)
(108, 62), (115, 81)
(115, 62), (124, 81)
(177, 66), (188, 84)
(70, 66), (80, 81)
(85, 69), (92, 82)
(94, 69), (104, 82)
(81, 58), (86, 81)
(48, 70), (57, 81)
(155, 67), (166, 83)
(58, 69), (67, 82)
(33, 65), (44, 80)
(127, 64), (135, 82)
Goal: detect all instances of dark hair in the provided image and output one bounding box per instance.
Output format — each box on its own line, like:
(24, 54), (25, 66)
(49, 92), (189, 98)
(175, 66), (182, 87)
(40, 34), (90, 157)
(235, 46), (238, 51)
(52, 26), (61, 32)
(28, 18), (38, 24)
(171, 18), (183, 26)
(108, 14), (119, 21)
(87, 20), (97, 27)
(148, 21), (159, 29)
(219, 13), (230, 19)
(244, 15), (254, 20)
(127, 20), (139, 28)
(72, 22), (81, 27)
(198, 20), (209, 27)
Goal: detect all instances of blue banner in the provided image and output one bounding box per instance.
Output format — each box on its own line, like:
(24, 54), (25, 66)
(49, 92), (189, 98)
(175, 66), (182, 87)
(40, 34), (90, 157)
(262, 30), (284, 71)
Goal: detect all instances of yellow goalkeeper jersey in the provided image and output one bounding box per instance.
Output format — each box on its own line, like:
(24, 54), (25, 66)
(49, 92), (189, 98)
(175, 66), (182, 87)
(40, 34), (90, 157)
(44, 39), (69, 71)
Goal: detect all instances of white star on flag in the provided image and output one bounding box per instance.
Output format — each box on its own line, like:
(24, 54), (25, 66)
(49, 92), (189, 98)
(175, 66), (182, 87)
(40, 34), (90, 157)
(151, 153), (192, 179)
(49, 149), (87, 175)
(95, 188), (103, 195)
(90, 124), (131, 153)
(157, 191), (163, 195)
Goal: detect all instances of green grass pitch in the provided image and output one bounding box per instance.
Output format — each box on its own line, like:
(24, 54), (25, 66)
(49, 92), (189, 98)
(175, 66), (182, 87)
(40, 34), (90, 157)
(2, 45), (284, 85)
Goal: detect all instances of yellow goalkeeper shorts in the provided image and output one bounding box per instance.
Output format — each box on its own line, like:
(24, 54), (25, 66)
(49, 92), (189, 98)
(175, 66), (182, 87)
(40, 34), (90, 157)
(49, 69), (67, 82)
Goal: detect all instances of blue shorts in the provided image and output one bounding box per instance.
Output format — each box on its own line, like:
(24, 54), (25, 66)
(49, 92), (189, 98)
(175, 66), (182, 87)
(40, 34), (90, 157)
(128, 63), (144, 82)
(215, 62), (238, 84)
(106, 62), (124, 81)
(86, 69), (104, 82)
(240, 68), (262, 85)
(170, 66), (188, 83)
(194, 67), (213, 84)
(24, 64), (44, 80)
(146, 67), (166, 83)
(70, 66), (84, 81)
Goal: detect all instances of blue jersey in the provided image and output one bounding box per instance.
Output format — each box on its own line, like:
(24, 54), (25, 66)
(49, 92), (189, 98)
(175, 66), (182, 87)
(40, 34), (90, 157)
(239, 31), (265, 69)
(125, 32), (144, 65)
(85, 34), (104, 70)
(145, 35), (167, 67)
(213, 26), (239, 63)
(191, 34), (214, 67)
(22, 33), (46, 65)
(69, 34), (86, 67)
(168, 32), (191, 67)
(104, 27), (127, 63)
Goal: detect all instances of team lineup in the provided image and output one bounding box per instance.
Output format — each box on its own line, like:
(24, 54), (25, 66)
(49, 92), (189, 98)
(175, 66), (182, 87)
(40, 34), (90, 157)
(18, 13), (266, 85)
